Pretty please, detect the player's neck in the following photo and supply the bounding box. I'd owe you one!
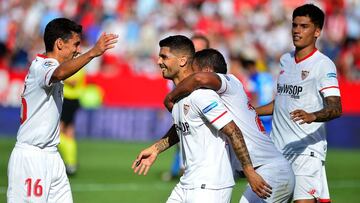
[45,52,64,63]
[295,45,317,63]
[174,67,193,86]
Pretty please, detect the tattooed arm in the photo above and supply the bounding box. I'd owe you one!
[290,96,342,124]
[132,125,179,175]
[221,121,272,199]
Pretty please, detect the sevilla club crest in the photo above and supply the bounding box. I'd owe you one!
[301,70,309,80]
[183,104,190,115]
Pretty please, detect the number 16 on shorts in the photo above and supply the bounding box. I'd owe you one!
[25,178,43,197]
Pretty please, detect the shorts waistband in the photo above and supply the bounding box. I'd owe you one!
[15,142,58,153]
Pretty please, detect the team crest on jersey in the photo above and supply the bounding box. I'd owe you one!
[183,104,190,115]
[301,70,310,80]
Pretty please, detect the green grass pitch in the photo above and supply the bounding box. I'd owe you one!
[1,137,359,202]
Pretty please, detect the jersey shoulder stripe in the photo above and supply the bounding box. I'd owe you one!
[210,111,228,124]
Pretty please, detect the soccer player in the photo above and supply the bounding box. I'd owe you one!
[255,4,342,203]
[132,35,271,202]
[7,18,118,203]
[164,48,295,202]
[164,33,211,181]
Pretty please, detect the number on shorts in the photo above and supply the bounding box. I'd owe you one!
[25,178,43,197]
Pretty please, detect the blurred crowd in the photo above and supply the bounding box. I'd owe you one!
[0,0,360,83]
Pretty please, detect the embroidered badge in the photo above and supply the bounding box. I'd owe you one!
[184,104,190,115]
[301,70,310,80]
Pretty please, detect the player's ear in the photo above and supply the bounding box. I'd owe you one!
[179,56,188,67]
[314,27,321,38]
[55,38,64,50]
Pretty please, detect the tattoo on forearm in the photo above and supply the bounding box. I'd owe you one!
[222,123,252,167]
[154,138,170,153]
[155,125,179,153]
[314,96,342,122]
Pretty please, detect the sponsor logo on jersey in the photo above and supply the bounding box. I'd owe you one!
[327,72,337,78]
[202,101,218,114]
[175,122,190,135]
[183,104,190,115]
[301,70,310,80]
[277,84,303,99]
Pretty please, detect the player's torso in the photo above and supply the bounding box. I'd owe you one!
[172,90,234,189]
[272,51,328,159]
[218,74,283,167]
[17,56,63,148]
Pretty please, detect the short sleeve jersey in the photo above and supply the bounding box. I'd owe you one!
[216,74,284,170]
[16,54,63,149]
[172,89,234,189]
[272,49,341,161]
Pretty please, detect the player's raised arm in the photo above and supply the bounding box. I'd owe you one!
[51,33,118,83]
[255,100,274,116]
[132,125,179,175]
[221,121,272,199]
[164,72,222,111]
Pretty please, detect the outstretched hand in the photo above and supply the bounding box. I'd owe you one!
[132,146,158,175]
[90,33,118,57]
[290,109,316,125]
[245,168,272,199]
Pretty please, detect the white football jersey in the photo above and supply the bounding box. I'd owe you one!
[16,54,63,149]
[216,74,284,171]
[272,49,341,161]
[172,89,235,189]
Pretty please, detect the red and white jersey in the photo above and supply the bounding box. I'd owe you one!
[16,54,63,149]
[172,89,234,189]
[272,49,341,161]
[216,74,284,170]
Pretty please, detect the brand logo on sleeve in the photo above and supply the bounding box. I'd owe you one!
[277,84,303,99]
[202,101,218,114]
[327,72,337,78]
[43,61,56,68]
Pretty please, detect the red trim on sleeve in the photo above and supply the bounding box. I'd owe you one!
[318,198,331,203]
[295,48,317,63]
[320,86,339,92]
[210,111,228,124]
[37,54,48,58]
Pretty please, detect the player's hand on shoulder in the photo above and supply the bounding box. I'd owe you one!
[90,33,118,57]
[290,109,316,124]
[132,146,158,176]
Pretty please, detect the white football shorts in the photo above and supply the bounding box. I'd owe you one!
[291,154,328,201]
[239,158,295,203]
[167,183,233,203]
[7,143,73,203]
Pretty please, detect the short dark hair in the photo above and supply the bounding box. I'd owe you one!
[44,18,82,52]
[293,4,325,29]
[193,48,227,74]
[159,35,195,60]
[191,34,210,49]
